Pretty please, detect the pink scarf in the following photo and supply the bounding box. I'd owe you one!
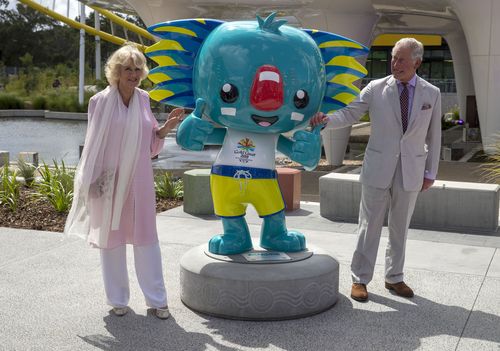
[65,86,142,247]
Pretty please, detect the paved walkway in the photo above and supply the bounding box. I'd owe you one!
[1,202,499,350]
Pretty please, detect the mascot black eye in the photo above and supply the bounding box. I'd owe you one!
[293,89,309,109]
[220,83,239,103]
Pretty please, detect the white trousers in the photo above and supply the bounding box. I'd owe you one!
[351,160,419,285]
[100,243,167,308]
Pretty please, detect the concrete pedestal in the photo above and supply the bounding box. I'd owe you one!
[321,126,352,166]
[180,243,339,320]
[18,152,38,167]
[0,151,9,167]
[276,167,302,211]
[183,168,214,215]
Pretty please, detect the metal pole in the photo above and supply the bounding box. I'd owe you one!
[95,10,101,80]
[78,2,85,105]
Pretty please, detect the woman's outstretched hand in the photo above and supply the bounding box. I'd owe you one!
[157,108,185,139]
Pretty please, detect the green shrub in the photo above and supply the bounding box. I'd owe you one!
[0,93,25,109]
[35,177,73,213]
[360,113,370,122]
[32,96,47,110]
[480,135,500,183]
[33,160,74,213]
[44,91,87,112]
[16,157,37,187]
[3,63,93,110]
[0,164,20,212]
[442,105,464,130]
[154,172,183,199]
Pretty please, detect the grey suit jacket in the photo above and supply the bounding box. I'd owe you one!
[326,75,442,191]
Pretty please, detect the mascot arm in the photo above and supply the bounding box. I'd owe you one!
[277,126,322,171]
[205,127,226,145]
[176,98,218,150]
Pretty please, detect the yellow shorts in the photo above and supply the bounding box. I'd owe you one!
[210,173,284,218]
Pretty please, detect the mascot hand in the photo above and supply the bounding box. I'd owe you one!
[176,98,214,151]
[290,125,322,171]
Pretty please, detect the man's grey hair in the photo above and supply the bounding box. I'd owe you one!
[392,38,424,61]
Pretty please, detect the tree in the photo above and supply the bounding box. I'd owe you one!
[0,2,154,77]
[0,2,80,67]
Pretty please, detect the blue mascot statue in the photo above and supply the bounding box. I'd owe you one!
[146,13,368,255]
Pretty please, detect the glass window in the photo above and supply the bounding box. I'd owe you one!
[431,61,444,79]
[443,61,454,79]
[431,50,444,59]
[371,50,388,60]
[418,62,431,79]
[371,60,388,78]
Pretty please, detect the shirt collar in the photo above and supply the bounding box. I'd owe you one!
[397,74,417,88]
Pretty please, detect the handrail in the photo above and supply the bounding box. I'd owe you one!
[18,0,146,51]
[89,5,156,42]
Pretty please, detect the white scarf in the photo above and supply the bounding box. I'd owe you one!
[64,86,142,247]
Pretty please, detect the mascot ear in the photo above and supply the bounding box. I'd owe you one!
[145,19,224,108]
[303,29,369,114]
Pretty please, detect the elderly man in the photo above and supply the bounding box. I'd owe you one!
[311,38,441,302]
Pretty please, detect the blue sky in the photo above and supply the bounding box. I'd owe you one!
[8,0,92,20]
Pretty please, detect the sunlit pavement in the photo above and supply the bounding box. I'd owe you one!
[0,201,499,350]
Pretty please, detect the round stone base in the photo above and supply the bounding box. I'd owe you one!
[180,244,339,320]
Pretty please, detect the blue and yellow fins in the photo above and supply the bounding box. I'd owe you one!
[304,29,369,114]
[145,19,224,108]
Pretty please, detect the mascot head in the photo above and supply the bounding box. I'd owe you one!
[146,13,368,133]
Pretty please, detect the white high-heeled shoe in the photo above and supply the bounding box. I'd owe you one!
[155,306,170,319]
[112,306,128,316]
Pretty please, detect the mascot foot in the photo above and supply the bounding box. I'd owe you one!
[208,217,253,255]
[260,211,306,252]
[209,234,253,255]
[260,230,306,252]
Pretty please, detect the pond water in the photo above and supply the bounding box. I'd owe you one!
[0,117,219,170]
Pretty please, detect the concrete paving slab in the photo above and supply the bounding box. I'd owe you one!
[404,240,496,276]
[456,277,500,350]
[487,249,500,278]
[0,227,76,267]
[156,209,497,277]
[2,200,500,350]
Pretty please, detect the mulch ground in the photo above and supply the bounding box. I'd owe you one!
[0,187,182,233]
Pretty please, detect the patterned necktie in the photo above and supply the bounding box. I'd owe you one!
[400,83,409,133]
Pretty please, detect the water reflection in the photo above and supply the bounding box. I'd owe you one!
[0,117,218,169]
[156,138,218,170]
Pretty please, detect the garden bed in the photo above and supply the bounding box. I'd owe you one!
[0,187,182,233]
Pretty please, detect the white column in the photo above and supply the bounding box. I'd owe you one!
[95,11,101,81]
[78,2,85,105]
[444,28,475,123]
[451,0,500,151]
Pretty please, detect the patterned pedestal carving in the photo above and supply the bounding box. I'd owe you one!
[180,244,339,320]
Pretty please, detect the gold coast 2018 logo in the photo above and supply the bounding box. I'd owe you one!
[234,138,256,163]
[237,138,255,151]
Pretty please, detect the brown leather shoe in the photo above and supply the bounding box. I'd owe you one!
[385,281,414,298]
[351,283,368,302]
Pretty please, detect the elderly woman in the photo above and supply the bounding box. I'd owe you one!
[65,44,183,319]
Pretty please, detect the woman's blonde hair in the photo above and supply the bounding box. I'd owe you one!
[104,43,149,86]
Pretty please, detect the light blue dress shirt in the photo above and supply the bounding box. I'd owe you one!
[396,74,417,122]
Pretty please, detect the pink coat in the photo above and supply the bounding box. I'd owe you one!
[87,89,164,248]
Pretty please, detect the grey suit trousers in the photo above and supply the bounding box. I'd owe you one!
[351,159,419,285]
